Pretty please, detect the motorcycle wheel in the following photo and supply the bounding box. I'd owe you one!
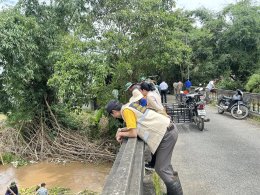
[231,105,249,120]
[218,101,225,114]
[196,117,204,131]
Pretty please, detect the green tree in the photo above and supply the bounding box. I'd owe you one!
[92,0,193,89]
[245,73,260,93]
[0,10,55,120]
[188,8,221,84]
[0,0,100,120]
[217,0,260,85]
[48,35,109,107]
[188,1,260,89]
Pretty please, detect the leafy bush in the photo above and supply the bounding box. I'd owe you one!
[86,108,118,139]
[49,187,72,195]
[107,117,124,137]
[20,186,98,195]
[217,78,243,90]
[20,186,71,195]
[1,152,16,164]
[245,74,260,93]
[86,109,103,139]
[1,152,27,166]
[51,104,84,130]
[49,105,119,140]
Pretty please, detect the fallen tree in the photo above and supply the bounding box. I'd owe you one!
[0,99,116,164]
[0,119,116,163]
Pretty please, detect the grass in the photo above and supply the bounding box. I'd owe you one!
[20,187,71,195]
[152,172,163,195]
[249,114,260,123]
[20,187,99,195]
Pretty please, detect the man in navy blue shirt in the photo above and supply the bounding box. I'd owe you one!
[184,79,192,92]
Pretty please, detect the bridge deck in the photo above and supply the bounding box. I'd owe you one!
[173,105,260,195]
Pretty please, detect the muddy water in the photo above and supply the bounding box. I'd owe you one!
[0,162,111,194]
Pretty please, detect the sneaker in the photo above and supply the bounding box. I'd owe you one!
[145,163,155,171]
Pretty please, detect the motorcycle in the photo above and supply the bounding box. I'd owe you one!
[181,87,209,131]
[217,89,249,119]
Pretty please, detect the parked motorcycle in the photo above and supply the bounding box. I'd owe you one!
[217,89,249,119]
[182,87,209,131]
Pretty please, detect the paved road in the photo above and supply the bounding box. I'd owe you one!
[172,105,260,195]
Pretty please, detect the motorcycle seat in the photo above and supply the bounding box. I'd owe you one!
[186,94,200,98]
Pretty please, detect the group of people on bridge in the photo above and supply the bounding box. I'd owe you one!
[106,77,183,195]
[106,76,218,194]
[172,78,217,103]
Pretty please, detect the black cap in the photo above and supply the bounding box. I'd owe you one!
[106,100,120,114]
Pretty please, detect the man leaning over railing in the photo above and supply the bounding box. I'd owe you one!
[106,100,183,195]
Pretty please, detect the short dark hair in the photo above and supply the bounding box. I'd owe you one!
[106,100,122,114]
[41,183,46,187]
[140,82,155,91]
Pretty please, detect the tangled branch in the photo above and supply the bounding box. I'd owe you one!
[0,100,116,163]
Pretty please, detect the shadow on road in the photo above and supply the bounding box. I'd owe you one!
[176,123,210,133]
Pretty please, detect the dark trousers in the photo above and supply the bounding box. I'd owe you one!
[150,152,156,167]
[161,89,168,103]
[155,124,183,195]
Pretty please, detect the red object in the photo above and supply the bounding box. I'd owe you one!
[183,90,189,94]
[197,104,205,110]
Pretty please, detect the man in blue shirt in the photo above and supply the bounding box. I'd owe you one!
[36,183,48,195]
[184,79,192,92]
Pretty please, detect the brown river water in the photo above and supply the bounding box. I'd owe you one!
[0,162,112,194]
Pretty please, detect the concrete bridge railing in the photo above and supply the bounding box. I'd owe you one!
[102,138,145,195]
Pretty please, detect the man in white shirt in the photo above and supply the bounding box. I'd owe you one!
[206,80,215,91]
[159,81,168,103]
[205,80,216,103]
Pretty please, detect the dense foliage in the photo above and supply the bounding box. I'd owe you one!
[189,0,260,89]
[0,0,259,124]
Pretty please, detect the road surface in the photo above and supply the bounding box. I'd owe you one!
[173,105,260,195]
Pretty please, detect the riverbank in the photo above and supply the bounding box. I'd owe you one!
[20,187,97,195]
[0,161,112,194]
